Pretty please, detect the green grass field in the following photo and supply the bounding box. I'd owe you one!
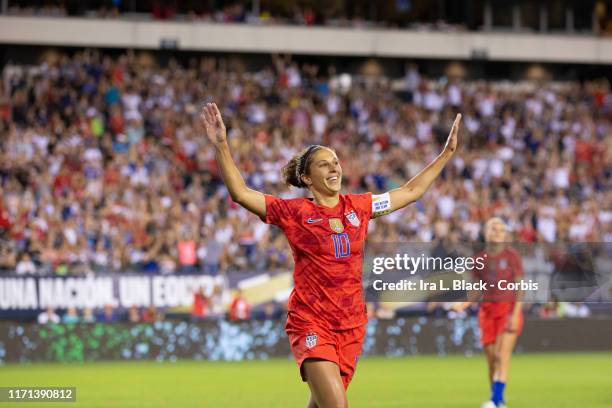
[1,353,611,407]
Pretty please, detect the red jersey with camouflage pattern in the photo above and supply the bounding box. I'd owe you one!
[264,193,372,330]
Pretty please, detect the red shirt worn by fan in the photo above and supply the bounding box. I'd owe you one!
[264,192,372,330]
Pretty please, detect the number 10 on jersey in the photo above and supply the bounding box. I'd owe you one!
[332,233,350,258]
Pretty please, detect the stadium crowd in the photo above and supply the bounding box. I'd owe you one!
[5,0,612,35]
[3,0,465,31]
[0,50,610,278]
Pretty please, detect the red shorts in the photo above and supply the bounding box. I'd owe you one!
[286,312,366,389]
[479,309,523,346]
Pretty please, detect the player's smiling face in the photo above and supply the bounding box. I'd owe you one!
[303,148,342,194]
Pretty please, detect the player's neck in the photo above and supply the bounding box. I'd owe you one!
[486,242,506,256]
[311,190,340,209]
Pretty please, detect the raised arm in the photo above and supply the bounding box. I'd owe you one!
[201,103,266,219]
[373,113,461,218]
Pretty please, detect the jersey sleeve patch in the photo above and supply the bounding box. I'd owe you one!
[372,192,392,218]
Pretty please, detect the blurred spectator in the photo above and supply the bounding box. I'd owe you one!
[142,306,162,322]
[594,1,612,36]
[82,307,96,323]
[208,283,227,319]
[38,307,60,324]
[0,245,17,271]
[199,228,223,276]
[228,289,250,321]
[367,302,395,319]
[558,302,591,318]
[252,301,283,320]
[62,306,80,324]
[15,253,37,275]
[539,297,560,318]
[98,304,118,322]
[128,305,141,322]
[191,287,209,320]
[263,301,283,320]
[152,0,176,20]
[177,231,198,273]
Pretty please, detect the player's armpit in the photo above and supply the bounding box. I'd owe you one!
[234,188,266,220]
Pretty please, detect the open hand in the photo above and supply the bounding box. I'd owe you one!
[444,113,461,154]
[200,102,227,145]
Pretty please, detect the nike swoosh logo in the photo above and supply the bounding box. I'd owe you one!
[306,218,323,224]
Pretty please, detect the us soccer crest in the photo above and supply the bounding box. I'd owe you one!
[305,333,318,349]
[329,218,344,233]
[345,211,360,227]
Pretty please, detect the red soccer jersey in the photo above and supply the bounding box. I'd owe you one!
[473,246,523,315]
[264,193,372,330]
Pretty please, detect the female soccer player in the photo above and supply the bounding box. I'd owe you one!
[201,102,461,408]
[453,217,524,408]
